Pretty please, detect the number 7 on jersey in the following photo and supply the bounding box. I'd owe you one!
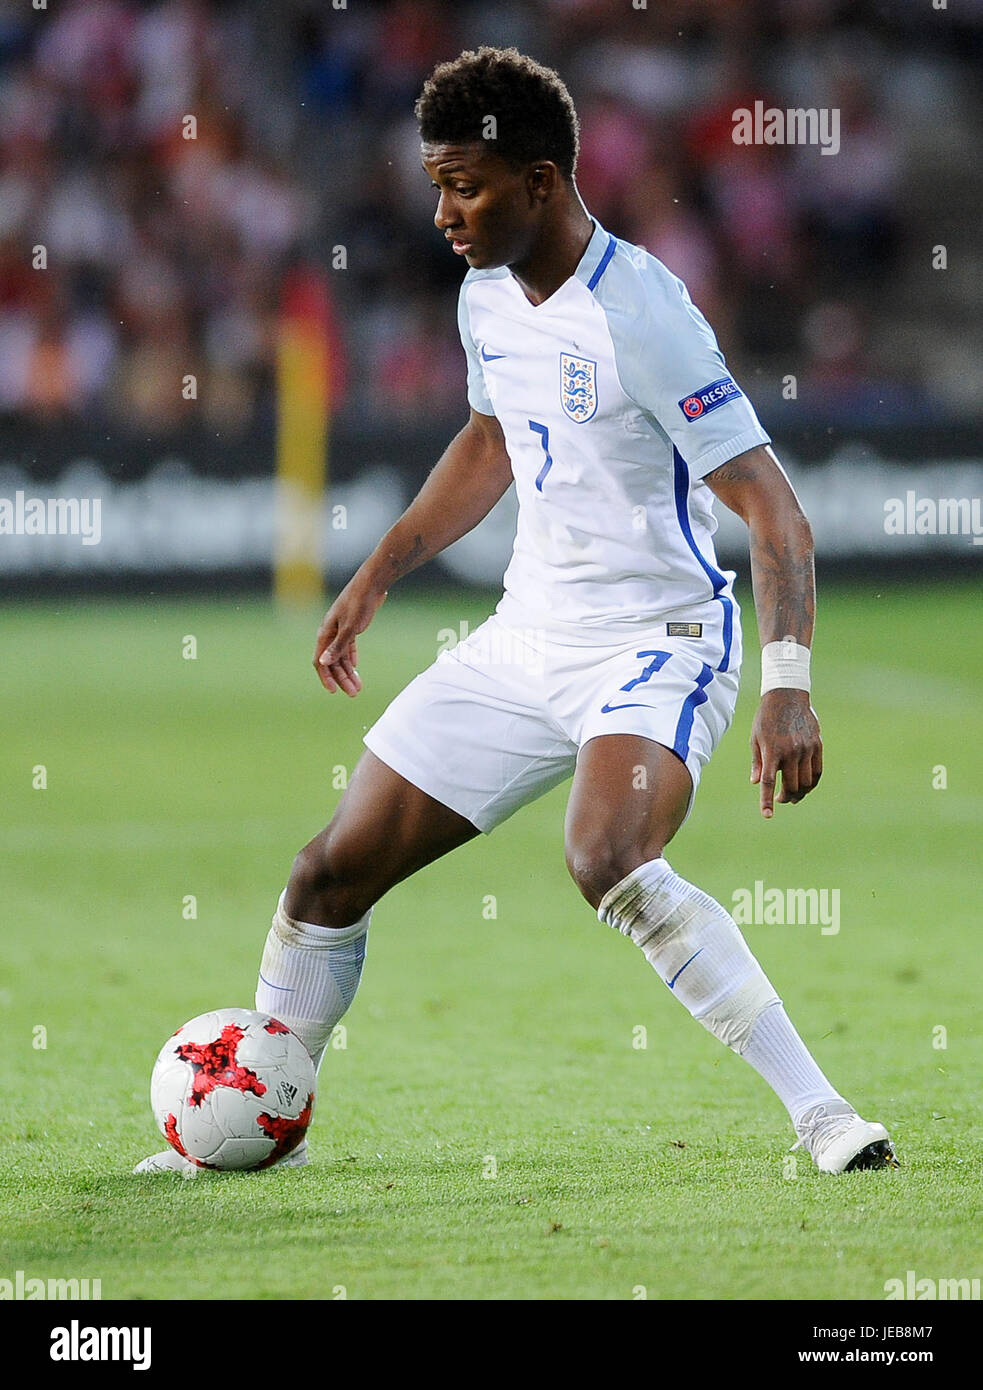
[528,419,554,493]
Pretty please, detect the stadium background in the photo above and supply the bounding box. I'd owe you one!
[1,0,981,591]
[1,0,981,1306]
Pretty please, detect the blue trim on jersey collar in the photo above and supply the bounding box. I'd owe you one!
[586,234,617,291]
[576,219,617,293]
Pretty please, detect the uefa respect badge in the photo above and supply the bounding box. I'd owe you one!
[678,376,742,421]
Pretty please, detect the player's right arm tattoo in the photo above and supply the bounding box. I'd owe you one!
[385,533,427,582]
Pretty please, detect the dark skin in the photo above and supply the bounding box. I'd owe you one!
[290,142,821,926]
[419,140,595,301]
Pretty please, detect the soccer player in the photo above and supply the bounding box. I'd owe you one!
[138,48,895,1176]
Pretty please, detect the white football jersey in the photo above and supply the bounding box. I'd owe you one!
[457,218,771,673]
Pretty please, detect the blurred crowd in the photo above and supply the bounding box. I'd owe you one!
[0,0,980,437]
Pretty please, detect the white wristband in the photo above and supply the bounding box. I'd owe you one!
[760,637,811,695]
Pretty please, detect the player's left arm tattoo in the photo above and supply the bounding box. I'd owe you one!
[704,445,815,647]
[746,530,815,648]
[704,443,822,815]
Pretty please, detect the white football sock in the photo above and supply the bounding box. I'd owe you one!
[255,891,369,1070]
[598,857,844,1126]
[742,1003,848,1131]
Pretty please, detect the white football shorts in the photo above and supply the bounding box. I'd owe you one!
[363,603,741,833]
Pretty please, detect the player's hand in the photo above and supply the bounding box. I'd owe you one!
[750,690,822,818]
[313,579,387,695]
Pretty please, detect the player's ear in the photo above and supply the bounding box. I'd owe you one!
[527,161,560,204]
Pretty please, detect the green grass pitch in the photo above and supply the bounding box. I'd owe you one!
[0,582,980,1300]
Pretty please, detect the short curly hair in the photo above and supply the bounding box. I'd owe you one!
[415,47,579,179]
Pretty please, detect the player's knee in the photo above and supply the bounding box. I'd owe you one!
[286,839,376,928]
[564,836,665,911]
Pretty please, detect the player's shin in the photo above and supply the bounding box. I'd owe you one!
[255,891,369,1070]
[597,857,844,1127]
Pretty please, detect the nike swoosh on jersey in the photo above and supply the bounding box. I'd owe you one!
[599,700,652,713]
[481,346,506,361]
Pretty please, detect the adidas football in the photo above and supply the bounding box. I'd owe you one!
[150,1008,315,1170]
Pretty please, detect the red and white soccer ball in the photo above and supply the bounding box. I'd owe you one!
[150,1008,316,1170]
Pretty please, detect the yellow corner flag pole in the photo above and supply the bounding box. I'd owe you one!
[274,267,331,607]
